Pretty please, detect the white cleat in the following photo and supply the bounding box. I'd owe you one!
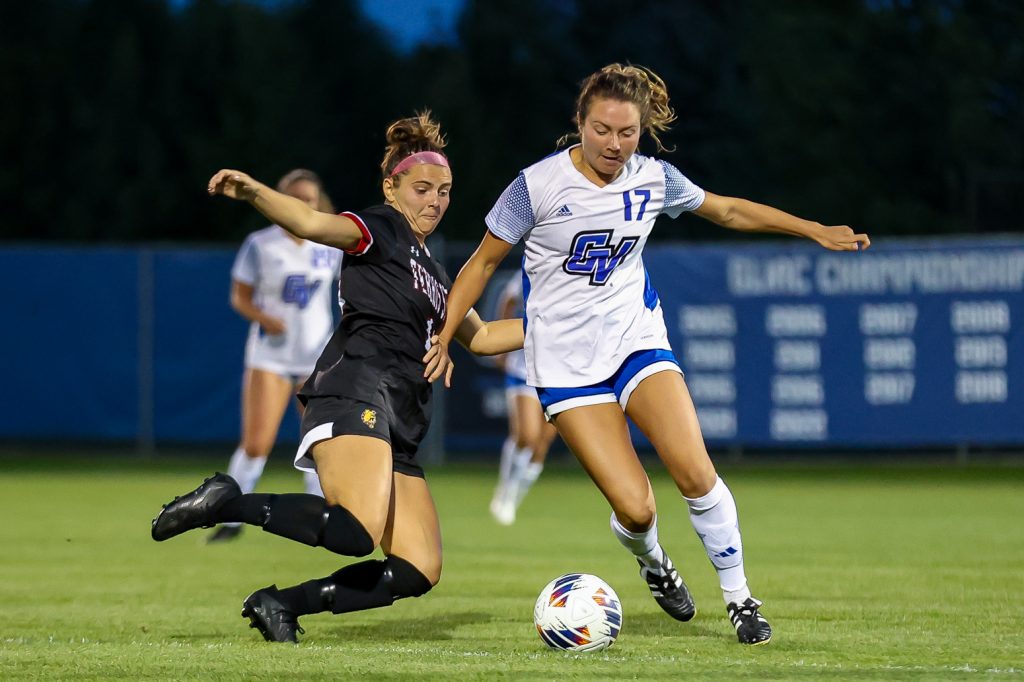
[490,498,516,526]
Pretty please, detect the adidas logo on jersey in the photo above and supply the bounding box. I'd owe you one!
[556,204,573,217]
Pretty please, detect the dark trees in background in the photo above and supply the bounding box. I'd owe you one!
[1,0,1021,243]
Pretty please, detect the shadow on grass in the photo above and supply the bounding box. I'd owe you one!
[165,611,719,646]
[315,610,492,642]
[164,612,490,644]
[623,611,724,640]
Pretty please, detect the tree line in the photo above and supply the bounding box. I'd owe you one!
[2,0,1022,244]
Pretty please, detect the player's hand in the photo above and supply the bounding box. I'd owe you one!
[423,336,455,388]
[207,169,262,202]
[814,224,871,251]
[259,316,286,336]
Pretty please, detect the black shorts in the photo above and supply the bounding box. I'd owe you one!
[294,372,432,479]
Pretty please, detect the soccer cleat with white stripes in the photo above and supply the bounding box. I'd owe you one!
[638,555,696,622]
[727,597,772,645]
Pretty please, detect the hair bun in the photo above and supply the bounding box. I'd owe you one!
[381,110,448,178]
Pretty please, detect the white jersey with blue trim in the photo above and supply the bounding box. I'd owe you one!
[231,226,342,376]
[485,146,705,387]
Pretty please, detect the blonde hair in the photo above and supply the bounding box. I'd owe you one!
[559,63,676,152]
[276,168,334,213]
[380,110,448,183]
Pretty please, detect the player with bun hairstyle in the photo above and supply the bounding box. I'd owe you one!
[427,64,870,645]
[151,112,524,643]
[209,168,339,544]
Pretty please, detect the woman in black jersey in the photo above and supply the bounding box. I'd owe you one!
[150,112,522,643]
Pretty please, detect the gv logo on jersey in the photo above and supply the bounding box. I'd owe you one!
[562,230,639,285]
[281,275,322,309]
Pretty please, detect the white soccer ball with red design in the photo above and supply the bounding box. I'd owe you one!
[533,573,623,651]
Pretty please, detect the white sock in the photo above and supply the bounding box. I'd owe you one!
[224,448,266,529]
[500,445,532,505]
[494,437,517,502]
[684,476,751,604]
[511,446,532,478]
[513,461,543,508]
[226,447,267,494]
[610,513,665,568]
[303,470,324,497]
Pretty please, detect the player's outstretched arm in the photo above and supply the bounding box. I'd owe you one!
[425,232,515,386]
[207,169,364,250]
[693,191,871,251]
[420,314,524,388]
[456,314,524,356]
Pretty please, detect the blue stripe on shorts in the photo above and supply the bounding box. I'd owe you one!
[536,348,680,412]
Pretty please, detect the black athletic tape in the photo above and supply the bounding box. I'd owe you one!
[259,493,374,556]
[261,494,324,545]
[320,556,433,615]
[321,506,375,557]
[383,556,433,599]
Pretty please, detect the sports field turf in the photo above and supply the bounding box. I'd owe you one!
[1,453,1021,680]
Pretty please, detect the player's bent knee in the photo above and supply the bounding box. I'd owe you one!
[612,503,656,533]
[675,470,718,499]
[385,556,434,598]
[321,506,376,556]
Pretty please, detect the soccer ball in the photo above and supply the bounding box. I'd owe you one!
[533,573,623,651]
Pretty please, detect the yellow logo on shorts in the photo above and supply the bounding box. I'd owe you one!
[361,409,377,429]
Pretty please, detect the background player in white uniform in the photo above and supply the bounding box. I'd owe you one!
[490,273,557,526]
[209,169,341,543]
[427,64,870,645]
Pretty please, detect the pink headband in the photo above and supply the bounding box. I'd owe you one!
[389,151,449,177]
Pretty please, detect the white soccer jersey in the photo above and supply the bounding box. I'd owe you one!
[231,226,342,376]
[498,273,528,381]
[485,146,705,387]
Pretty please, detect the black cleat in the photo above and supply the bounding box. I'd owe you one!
[241,585,304,644]
[207,524,243,543]
[727,597,772,645]
[639,554,696,622]
[151,473,241,541]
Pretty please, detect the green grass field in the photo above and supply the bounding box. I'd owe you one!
[1,454,1022,680]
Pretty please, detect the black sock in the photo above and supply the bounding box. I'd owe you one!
[277,557,432,617]
[215,493,272,524]
[213,493,374,556]
[277,580,331,617]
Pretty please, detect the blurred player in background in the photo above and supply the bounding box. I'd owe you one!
[208,169,341,544]
[489,272,558,526]
[152,112,524,644]
[428,63,870,645]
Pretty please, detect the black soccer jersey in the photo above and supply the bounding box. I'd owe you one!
[298,204,452,405]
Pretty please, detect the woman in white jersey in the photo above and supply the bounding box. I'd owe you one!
[209,169,341,543]
[490,272,558,526]
[428,64,870,645]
